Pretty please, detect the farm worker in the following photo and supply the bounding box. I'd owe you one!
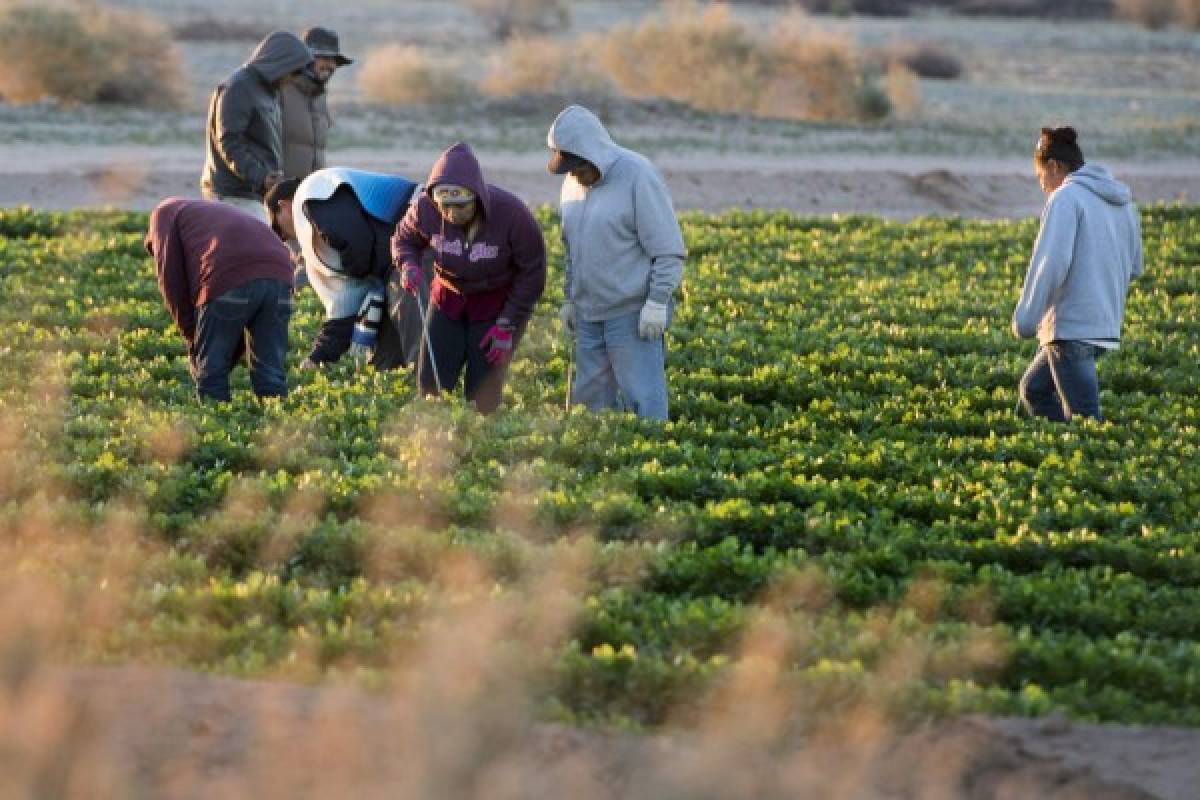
[392,142,547,414]
[546,105,686,421]
[281,27,351,183]
[201,32,313,222]
[1012,126,1143,421]
[265,169,422,370]
[145,198,295,402]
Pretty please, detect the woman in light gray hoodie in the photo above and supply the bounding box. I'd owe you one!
[1013,126,1143,421]
[547,105,686,421]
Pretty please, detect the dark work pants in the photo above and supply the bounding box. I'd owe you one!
[418,306,513,414]
[192,278,292,401]
[1019,340,1104,422]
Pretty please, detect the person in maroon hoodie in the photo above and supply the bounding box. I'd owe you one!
[145,198,295,401]
[392,142,546,413]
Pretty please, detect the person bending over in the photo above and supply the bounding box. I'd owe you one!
[266,169,421,369]
[146,198,294,402]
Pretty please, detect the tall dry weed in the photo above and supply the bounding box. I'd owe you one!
[760,13,881,122]
[590,3,771,116]
[588,3,894,122]
[0,0,184,108]
[481,36,611,99]
[1115,0,1200,26]
[359,45,476,108]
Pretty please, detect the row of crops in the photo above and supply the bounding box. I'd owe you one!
[0,205,1197,726]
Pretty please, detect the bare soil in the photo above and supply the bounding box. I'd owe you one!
[14,665,1188,799]
[1,143,1197,219]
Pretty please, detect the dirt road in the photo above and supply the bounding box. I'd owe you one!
[1,144,1196,219]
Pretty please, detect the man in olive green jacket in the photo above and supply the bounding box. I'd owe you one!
[281,27,352,181]
[200,31,312,222]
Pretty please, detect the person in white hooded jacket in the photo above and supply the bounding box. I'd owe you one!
[547,105,686,421]
[1012,126,1143,421]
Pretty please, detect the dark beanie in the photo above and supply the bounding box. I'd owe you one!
[1036,126,1084,171]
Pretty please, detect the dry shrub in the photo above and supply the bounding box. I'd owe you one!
[590,3,770,116]
[588,4,889,122]
[760,13,887,121]
[481,36,611,99]
[1179,0,1200,24]
[171,15,268,43]
[462,0,570,40]
[359,45,477,108]
[0,0,185,108]
[1115,0,1178,26]
[1115,0,1200,26]
[883,62,920,119]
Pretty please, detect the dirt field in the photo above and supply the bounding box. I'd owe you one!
[8,665,1191,799]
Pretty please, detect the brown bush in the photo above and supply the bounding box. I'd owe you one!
[589,4,891,122]
[1115,0,1200,26]
[480,36,611,98]
[358,45,476,108]
[1115,0,1177,26]
[0,0,185,108]
[171,16,269,43]
[590,4,770,115]
[461,0,570,40]
[759,17,880,121]
[882,62,920,119]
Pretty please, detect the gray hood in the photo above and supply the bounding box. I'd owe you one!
[547,105,622,177]
[1065,163,1133,206]
[247,31,313,85]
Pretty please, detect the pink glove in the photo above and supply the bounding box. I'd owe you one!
[401,262,423,296]
[480,322,515,366]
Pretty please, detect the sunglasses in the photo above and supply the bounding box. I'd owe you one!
[433,187,475,206]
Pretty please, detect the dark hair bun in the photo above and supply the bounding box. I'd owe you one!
[1051,126,1078,145]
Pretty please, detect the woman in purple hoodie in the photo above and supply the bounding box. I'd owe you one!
[392,142,546,413]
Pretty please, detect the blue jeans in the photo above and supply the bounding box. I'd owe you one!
[1019,341,1103,421]
[193,279,293,401]
[573,311,668,420]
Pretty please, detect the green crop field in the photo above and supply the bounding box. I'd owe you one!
[1,206,1198,729]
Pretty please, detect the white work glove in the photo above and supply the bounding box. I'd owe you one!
[559,302,576,334]
[638,300,668,340]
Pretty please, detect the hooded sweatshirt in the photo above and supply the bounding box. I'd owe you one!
[201,32,313,200]
[1013,163,1144,345]
[295,168,418,320]
[145,198,294,347]
[547,105,686,322]
[391,142,546,327]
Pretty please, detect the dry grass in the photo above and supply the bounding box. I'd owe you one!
[587,4,891,122]
[461,0,570,40]
[480,36,611,99]
[0,0,185,108]
[358,45,476,108]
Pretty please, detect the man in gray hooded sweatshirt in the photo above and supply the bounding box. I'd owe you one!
[201,31,313,222]
[1013,126,1143,421]
[547,105,686,421]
